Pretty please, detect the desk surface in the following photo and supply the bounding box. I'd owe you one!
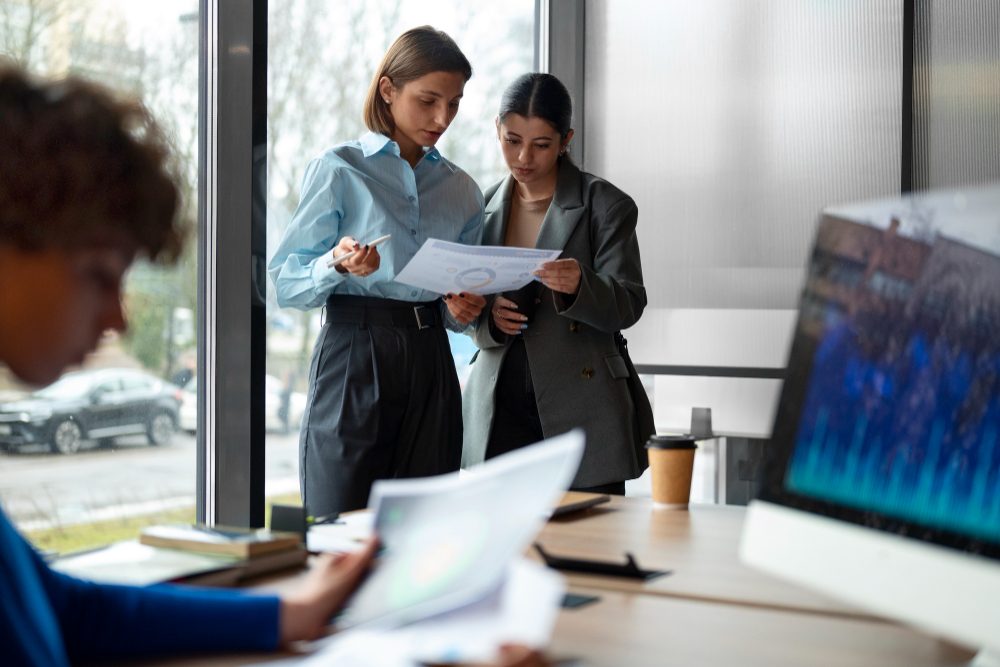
[123,586,973,667]
[536,497,873,619]
[117,496,976,667]
[551,587,974,667]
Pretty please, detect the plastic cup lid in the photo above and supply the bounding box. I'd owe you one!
[645,434,697,450]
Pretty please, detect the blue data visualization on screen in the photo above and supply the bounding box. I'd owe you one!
[784,201,1000,545]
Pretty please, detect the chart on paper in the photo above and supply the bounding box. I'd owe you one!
[395,239,562,296]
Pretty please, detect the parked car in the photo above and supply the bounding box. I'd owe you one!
[0,369,182,454]
[178,375,307,434]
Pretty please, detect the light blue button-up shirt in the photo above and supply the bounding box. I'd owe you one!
[268,132,484,318]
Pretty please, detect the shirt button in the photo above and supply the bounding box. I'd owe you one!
[410,229,416,235]
[582,367,595,379]
[411,291,418,297]
[570,321,581,332]
[408,195,416,203]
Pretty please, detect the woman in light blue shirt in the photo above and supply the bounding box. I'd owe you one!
[269,26,487,519]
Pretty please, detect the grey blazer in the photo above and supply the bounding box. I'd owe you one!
[461,159,649,487]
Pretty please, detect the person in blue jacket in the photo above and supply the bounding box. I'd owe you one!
[0,67,543,667]
[268,26,487,519]
[0,65,377,666]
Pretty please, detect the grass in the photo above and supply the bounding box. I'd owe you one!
[26,493,304,556]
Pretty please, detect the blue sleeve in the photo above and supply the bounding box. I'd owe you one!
[441,187,486,333]
[0,508,280,665]
[45,570,281,661]
[268,157,347,310]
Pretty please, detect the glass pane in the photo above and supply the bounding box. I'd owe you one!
[0,1,201,553]
[265,0,535,511]
[914,0,1000,189]
[585,0,903,444]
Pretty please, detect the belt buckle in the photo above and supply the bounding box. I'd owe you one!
[413,306,431,330]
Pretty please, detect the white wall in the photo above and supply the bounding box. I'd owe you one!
[586,0,905,435]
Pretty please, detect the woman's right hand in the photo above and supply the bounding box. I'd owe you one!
[492,296,528,336]
[333,236,381,277]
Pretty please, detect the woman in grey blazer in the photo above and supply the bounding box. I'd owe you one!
[462,73,653,494]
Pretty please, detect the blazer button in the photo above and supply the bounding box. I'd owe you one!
[582,367,595,379]
[570,321,581,332]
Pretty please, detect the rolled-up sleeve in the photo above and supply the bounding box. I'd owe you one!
[268,158,346,310]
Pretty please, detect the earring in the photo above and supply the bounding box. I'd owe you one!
[384,98,390,103]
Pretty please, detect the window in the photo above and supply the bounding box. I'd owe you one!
[263,0,535,508]
[0,1,201,553]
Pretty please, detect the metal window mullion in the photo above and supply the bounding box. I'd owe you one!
[536,0,550,73]
[547,0,585,166]
[197,0,264,528]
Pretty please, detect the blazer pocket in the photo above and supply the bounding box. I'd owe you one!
[604,353,630,379]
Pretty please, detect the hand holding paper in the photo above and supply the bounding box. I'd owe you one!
[395,239,562,296]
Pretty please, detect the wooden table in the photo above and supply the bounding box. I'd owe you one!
[118,496,976,666]
[536,497,873,619]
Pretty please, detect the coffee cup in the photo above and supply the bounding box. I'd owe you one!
[646,435,697,510]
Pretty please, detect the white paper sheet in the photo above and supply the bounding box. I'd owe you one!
[339,430,584,630]
[292,558,565,667]
[394,239,562,296]
[307,511,375,554]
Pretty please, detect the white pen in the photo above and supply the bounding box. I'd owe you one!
[327,234,392,268]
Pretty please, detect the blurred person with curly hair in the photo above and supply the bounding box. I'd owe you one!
[0,66,545,667]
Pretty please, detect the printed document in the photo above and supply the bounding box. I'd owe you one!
[338,430,585,630]
[394,239,562,296]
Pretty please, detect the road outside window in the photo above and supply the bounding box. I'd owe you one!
[0,0,200,554]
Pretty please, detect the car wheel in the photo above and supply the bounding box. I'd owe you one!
[50,419,83,455]
[147,412,175,446]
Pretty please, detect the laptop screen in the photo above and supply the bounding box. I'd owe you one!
[759,184,1000,559]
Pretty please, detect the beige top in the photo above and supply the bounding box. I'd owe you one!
[504,188,552,248]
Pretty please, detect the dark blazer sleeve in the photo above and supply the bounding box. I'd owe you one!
[555,196,646,332]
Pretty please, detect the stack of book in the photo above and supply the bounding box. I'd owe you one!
[139,524,307,585]
[52,525,306,587]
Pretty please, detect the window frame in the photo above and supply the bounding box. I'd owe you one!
[197,0,268,527]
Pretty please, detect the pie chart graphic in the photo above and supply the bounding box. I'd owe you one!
[455,267,496,290]
[387,511,489,611]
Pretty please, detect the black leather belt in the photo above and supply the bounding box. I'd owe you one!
[324,294,441,330]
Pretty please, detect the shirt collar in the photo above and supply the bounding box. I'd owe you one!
[360,132,442,163]
[360,132,394,158]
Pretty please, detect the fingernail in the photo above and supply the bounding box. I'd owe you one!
[520,324,528,330]
[444,294,451,300]
[459,293,466,298]
[521,316,528,322]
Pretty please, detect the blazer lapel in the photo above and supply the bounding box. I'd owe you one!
[534,159,586,252]
[484,176,514,247]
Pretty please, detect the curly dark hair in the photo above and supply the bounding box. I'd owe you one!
[0,66,184,263]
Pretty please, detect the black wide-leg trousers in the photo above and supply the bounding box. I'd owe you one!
[299,296,463,518]
[485,337,626,497]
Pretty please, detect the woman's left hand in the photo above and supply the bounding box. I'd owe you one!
[534,259,581,295]
[445,292,487,325]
